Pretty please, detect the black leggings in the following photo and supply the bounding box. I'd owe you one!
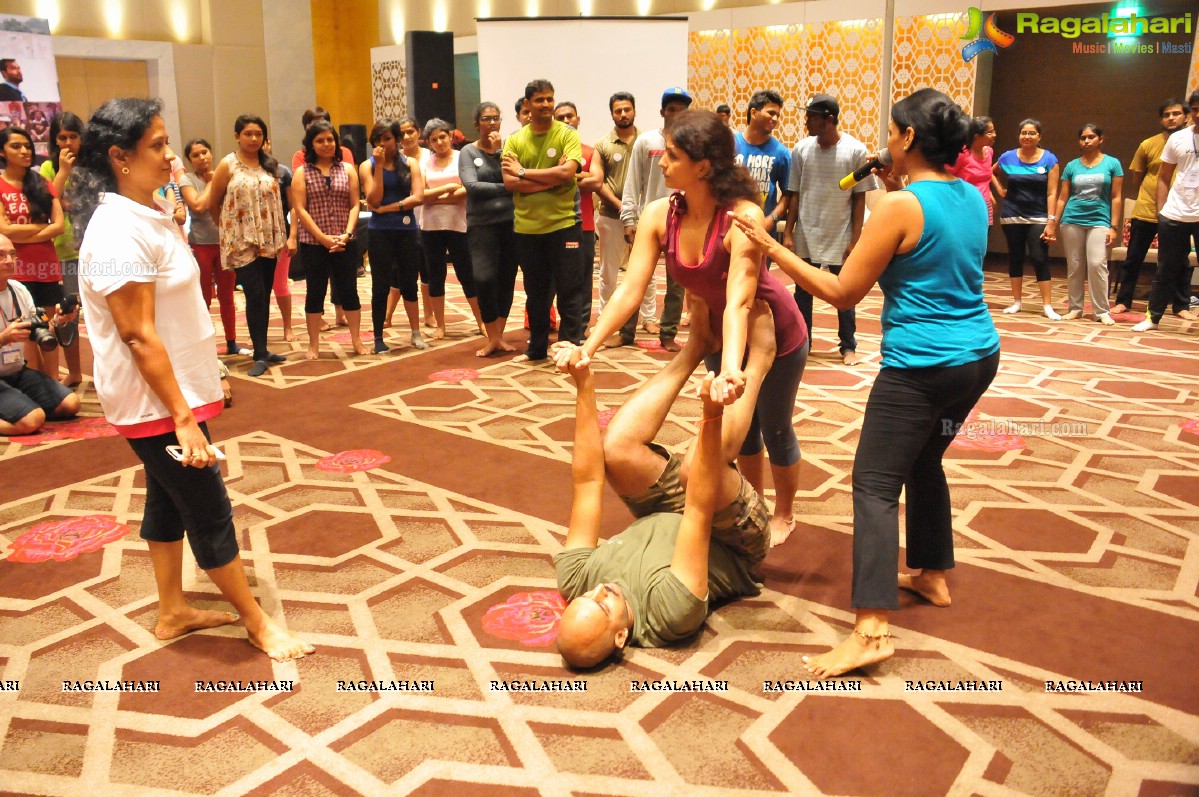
[301,243,360,314]
[1002,223,1051,282]
[421,229,476,298]
[369,229,422,335]
[469,221,519,324]
[234,256,276,360]
[851,351,999,610]
[127,423,238,571]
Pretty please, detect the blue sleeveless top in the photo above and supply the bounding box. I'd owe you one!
[876,179,999,369]
[367,156,418,232]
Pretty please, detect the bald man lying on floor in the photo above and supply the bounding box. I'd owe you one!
[550,300,775,669]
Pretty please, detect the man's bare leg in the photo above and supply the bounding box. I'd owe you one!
[802,608,894,680]
[602,305,715,496]
[682,300,775,508]
[898,569,951,606]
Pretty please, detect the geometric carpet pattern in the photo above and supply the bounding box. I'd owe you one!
[1,266,1198,796]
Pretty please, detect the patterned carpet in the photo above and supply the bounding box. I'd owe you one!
[1,264,1198,797]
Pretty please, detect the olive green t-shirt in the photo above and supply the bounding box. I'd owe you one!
[501,119,582,235]
[553,512,761,648]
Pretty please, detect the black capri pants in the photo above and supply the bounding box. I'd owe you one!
[300,243,360,314]
[368,228,423,334]
[468,221,519,324]
[421,229,476,298]
[127,423,238,570]
[1002,223,1052,282]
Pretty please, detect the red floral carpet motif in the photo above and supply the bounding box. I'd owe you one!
[315,449,392,473]
[481,590,568,647]
[9,416,119,445]
[428,368,480,383]
[597,408,617,430]
[1181,419,1199,437]
[7,515,132,563]
[950,412,1025,452]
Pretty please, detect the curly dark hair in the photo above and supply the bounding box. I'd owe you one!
[65,98,163,237]
[0,126,54,222]
[665,109,758,205]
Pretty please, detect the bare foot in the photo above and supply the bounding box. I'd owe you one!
[842,350,861,366]
[155,608,239,640]
[305,348,319,361]
[898,570,951,606]
[661,338,682,352]
[1110,303,1127,315]
[802,630,894,680]
[603,333,631,348]
[476,339,517,357]
[429,327,446,341]
[424,316,436,329]
[768,516,795,547]
[61,375,83,388]
[382,320,393,329]
[319,321,334,332]
[512,353,546,364]
[246,616,315,662]
[335,316,348,328]
[351,343,368,356]
[284,330,298,342]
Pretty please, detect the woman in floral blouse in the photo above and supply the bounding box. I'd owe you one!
[192,114,288,377]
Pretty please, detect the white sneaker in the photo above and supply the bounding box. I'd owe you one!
[1043,305,1061,321]
[1061,310,1082,321]
[1131,319,1157,332]
[1003,302,1022,314]
[1097,313,1115,326]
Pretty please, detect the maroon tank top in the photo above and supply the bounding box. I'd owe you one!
[663,193,807,357]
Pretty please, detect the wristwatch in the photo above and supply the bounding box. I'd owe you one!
[518,167,526,179]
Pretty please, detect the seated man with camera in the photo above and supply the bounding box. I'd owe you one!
[0,233,80,435]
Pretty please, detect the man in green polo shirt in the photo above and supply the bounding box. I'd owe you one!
[502,78,587,363]
[550,301,775,669]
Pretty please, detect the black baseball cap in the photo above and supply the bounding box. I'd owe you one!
[803,93,840,117]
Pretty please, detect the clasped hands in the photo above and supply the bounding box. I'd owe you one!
[550,341,745,404]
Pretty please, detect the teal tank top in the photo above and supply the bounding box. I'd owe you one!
[876,179,1000,369]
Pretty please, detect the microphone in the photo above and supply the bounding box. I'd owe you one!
[840,149,892,191]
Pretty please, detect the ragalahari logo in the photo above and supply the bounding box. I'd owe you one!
[960,7,1015,61]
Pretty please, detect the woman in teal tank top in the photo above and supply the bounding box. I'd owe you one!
[733,88,1000,680]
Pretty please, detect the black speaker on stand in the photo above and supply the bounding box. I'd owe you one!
[339,124,367,166]
[405,31,455,127]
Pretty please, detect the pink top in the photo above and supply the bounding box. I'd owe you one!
[664,193,807,357]
[947,146,995,224]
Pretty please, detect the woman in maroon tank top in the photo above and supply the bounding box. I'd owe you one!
[565,110,809,548]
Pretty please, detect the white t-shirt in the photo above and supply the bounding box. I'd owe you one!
[788,133,879,265]
[0,279,33,378]
[419,149,467,233]
[78,193,222,436]
[1160,125,1199,222]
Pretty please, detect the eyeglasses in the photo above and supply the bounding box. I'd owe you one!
[479,116,501,123]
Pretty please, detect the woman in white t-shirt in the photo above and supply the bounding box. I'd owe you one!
[69,98,313,663]
[419,118,483,339]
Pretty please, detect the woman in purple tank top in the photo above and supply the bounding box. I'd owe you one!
[567,109,809,548]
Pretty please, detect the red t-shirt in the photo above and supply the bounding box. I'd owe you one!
[0,175,60,282]
[580,144,595,232]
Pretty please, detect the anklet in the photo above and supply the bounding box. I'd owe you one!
[855,629,894,643]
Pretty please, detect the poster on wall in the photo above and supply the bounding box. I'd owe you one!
[0,14,60,156]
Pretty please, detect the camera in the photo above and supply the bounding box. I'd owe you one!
[23,294,79,352]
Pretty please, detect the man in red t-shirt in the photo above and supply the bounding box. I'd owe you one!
[554,102,599,328]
